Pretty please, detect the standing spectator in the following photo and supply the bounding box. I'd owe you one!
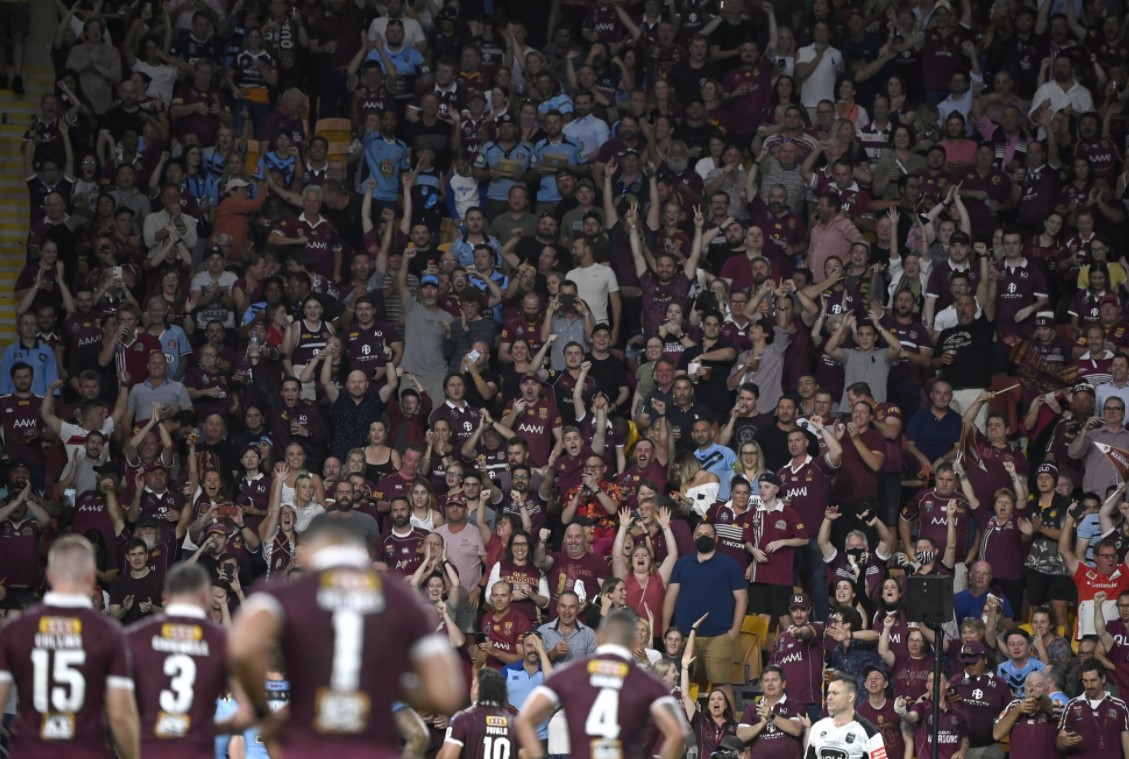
[663,522,748,710]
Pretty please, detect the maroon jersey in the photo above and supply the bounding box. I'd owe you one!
[245,553,442,758]
[182,366,231,421]
[778,454,837,529]
[583,3,625,45]
[504,396,561,467]
[926,260,981,312]
[900,489,972,557]
[0,593,133,758]
[547,550,609,608]
[747,504,807,585]
[71,492,121,569]
[126,607,228,758]
[1075,137,1122,183]
[724,60,774,133]
[376,527,427,575]
[234,474,271,533]
[530,646,678,759]
[0,393,46,466]
[0,517,44,587]
[702,502,755,570]
[481,607,531,668]
[344,320,397,377]
[430,400,481,445]
[443,702,516,759]
[170,86,230,146]
[949,671,1012,747]
[354,83,397,120]
[273,215,343,279]
[499,315,545,354]
[909,701,969,759]
[768,624,825,705]
[492,560,547,624]
[118,332,163,389]
[857,698,908,759]
[1058,694,1129,759]
[922,26,973,91]
[63,313,103,355]
[15,262,63,313]
[995,699,1059,759]
[740,696,804,759]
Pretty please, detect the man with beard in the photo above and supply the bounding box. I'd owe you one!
[680,312,738,421]
[593,112,647,185]
[1,363,47,481]
[628,215,700,338]
[559,178,601,245]
[474,113,536,219]
[663,522,747,709]
[769,594,825,722]
[0,479,48,598]
[109,537,164,624]
[882,290,933,418]
[747,181,806,275]
[312,479,380,552]
[899,462,974,567]
[617,437,668,501]
[532,110,589,216]
[500,373,563,468]
[658,140,704,207]
[376,496,427,575]
[933,292,998,431]
[724,41,774,147]
[398,251,455,404]
[499,293,546,364]
[562,89,610,160]
[322,362,394,462]
[498,463,548,541]
[489,185,538,243]
[502,211,569,271]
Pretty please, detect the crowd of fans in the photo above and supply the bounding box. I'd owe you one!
[9,0,1129,754]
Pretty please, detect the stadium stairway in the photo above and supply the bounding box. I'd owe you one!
[0,65,52,343]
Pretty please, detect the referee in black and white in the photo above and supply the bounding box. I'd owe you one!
[805,672,888,759]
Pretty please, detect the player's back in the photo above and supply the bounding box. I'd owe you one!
[539,645,675,759]
[0,595,132,759]
[126,607,229,758]
[254,562,438,758]
[446,703,516,759]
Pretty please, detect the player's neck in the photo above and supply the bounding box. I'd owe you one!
[832,709,855,727]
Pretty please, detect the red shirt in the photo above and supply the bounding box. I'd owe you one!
[746,503,807,585]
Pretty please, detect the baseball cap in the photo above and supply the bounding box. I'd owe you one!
[623,147,640,157]
[1034,311,1054,328]
[949,231,971,246]
[555,167,574,179]
[386,18,404,27]
[435,5,457,21]
[93,460,123,476]
[466,89,486,102]
[520,371,544,385]
[1072,383,1096,396]
[960,640,988,661]
[934,0,953,11]
[862,664,888,679]
[135,515,161,530]
[1101,293,1120,308]
[147,460,170,472]
[225,177,251,193]
[204,520,228,537]
[575,178,596,192]
[206,246,226,259]
[761,471,782,488]
[419,274,439,286]
[592,322,612,335]
[241,442,263,457]
[113,205,136,217]
[497,112,515,125]
[789,593,812,610]
[1036,463,1058,477]
[573,516,596,527]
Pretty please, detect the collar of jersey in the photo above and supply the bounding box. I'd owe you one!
[310,545,372,570]
[595,643,633,660]
[44,591,93,608]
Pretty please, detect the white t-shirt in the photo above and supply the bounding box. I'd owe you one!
[58,418,113,463]
[796,44,842,107]
[132,60,178,106]
[566,263,620,325]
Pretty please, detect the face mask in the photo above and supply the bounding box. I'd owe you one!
[695,536,716,554]
[916,550,935,565]
[846,547,866,559]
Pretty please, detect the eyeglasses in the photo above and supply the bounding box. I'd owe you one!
[1097,552,1119,560]
[584,464,603,469]
[512,474,530,481]
[1105,407,1125,413]
[511,542,530,548]
[740,450,757,456]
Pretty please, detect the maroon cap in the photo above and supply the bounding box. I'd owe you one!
[789,593,811,610]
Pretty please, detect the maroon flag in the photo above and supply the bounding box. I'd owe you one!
[1092,441,1129,482]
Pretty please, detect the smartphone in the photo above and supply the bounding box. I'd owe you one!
[467,349,481,362]
[112,266,123,280]
[217,503,239,518]
[473,632,488,644]
[560,294,576,305]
